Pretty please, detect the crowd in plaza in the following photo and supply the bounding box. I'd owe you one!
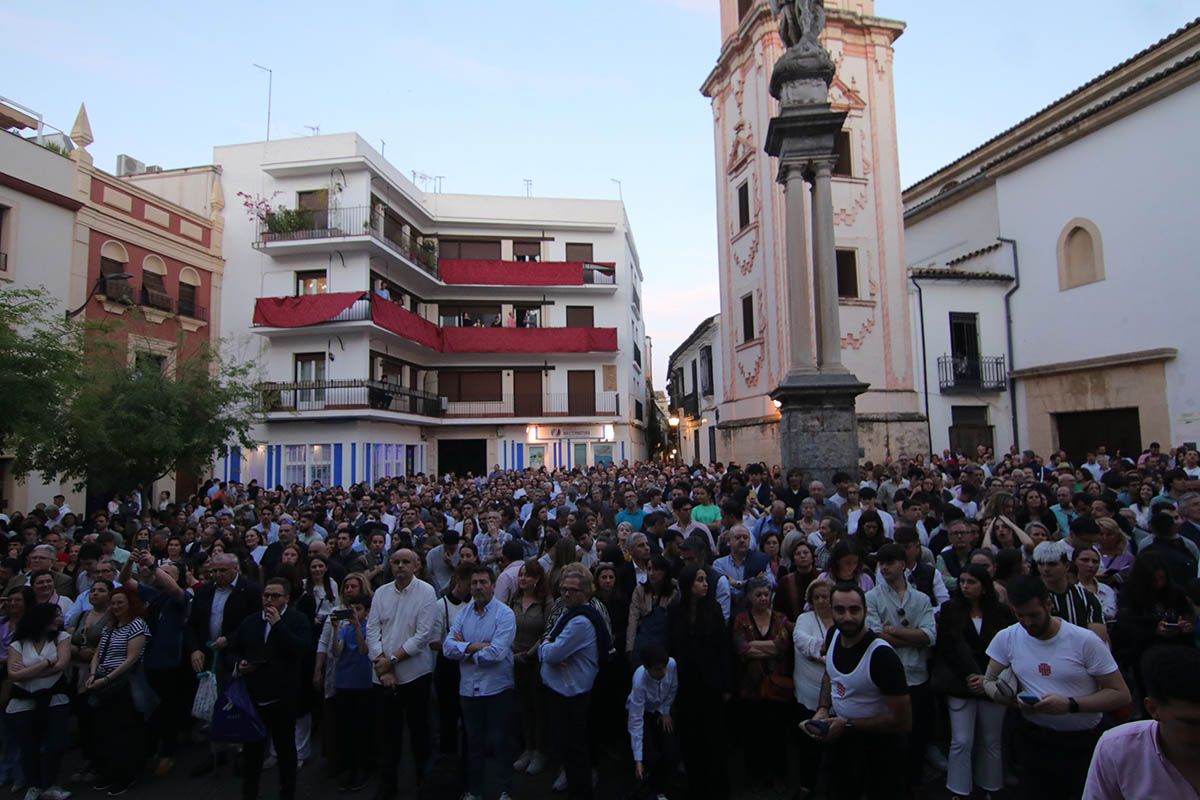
[2,442,1200,800]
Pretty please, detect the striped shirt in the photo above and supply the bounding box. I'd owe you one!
[96,618,150,675]
[1049,585,1104,628]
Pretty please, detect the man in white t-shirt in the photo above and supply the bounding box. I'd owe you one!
[984,575,1130,800]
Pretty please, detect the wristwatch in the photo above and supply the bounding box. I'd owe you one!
[1068,697,1079,714]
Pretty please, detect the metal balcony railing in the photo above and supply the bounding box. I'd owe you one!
[253,205,439,275]
[937,355,1008,393]
[178,301,209,322]
[101,275,135,304]
[140,286,174,313]
[680,392,700,419]
[259,379,443,416]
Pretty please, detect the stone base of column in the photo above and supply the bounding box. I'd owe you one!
[772,371,868,487]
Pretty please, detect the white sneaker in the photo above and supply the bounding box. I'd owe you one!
[552,768,567,792]
[499,794,513,800]
[41,790,71,800]
[460,794,480,800]
[526,752,546,775]
[21,790,39,800]
[512,750,532,772]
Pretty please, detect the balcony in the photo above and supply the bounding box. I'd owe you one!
[257,380,621,421]
[252,205,439,276]
[140,286,174,313]
[177,301,209,323]
[680,392,700,419]
[938,355,1008,394]
[260,379,442,417]
[252,293,619,354]
[439,259,616,288]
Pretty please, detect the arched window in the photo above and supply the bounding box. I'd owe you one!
[1057,218,1105,290]
[141,255,171,310]
[99,241,132,301]
[178,267,202,318]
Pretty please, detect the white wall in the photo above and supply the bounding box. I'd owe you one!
[995,80,1200,444]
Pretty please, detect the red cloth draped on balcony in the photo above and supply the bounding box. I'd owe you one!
[441,326,618,353]
[252,291,363,328]
[439,259,585,286]
[369,296,443,351]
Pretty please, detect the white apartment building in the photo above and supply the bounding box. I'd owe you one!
[667,315,723,465]
[904,19,1200,460]
[197,134,646,483]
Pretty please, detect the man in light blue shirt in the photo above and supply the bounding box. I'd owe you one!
[443,565,516,800]
[626,644,679,797]
[539,571,603,800]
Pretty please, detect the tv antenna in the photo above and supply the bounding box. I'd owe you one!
[523,178,533,197]
[304,124,321,136]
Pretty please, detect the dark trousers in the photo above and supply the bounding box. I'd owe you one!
[676,688,729,800]
[638,711,680,796]
[334,689,375,781]
[95,685,146,786]
[907,680,934,789]
[547,688,592,800]
[742,699,789,783]
[11,706,69,790]
[242,701,298,800]
[460,689,515,798]
[514,658,547,754]
[793,704,825,792]
[147,665,191,757]
[1018,719,1099,800]
[826,731,906,800]
[433,655,462,754]
[377,674,432,795]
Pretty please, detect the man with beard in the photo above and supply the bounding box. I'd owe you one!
[810,583,912,800]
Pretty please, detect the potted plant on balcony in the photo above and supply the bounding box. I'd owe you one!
[418,239,438,271]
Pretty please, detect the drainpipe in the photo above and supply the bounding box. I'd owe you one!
[909,275,934,458]
[998,237,1021,450]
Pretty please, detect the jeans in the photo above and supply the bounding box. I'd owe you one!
[514,658,548,754]
[1018,718,1098,800]
[946,696,1006,795]
[0,713,26,786]
[676,688,729,800]
[11,705,68,790]
[334,689,374,781]
[94,684,146,786]
[460,689,515,798]
[147,665,191,757]
[376,674,432,795]
[242,701,298,800]
[547,688,592,800]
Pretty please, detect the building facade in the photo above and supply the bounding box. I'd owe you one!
[667,315,723,466]
[904,20,1200,460]
[700,0,925,466]
[193,134,646,483]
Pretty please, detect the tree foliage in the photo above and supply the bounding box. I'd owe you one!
[1,286,260,497]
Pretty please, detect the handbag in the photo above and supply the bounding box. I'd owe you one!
[210,678,267,743]
[192,658,219,722]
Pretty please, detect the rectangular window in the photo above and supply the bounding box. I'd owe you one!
[283,443,332,487]
[949,312,981,361]
[635,399,644,422]
[178,283,197,317]
[296,189,329,229]
[439,371,502,403]
[833,130,853,177]
[836,250,859,298]
[741,294,755,342]
[737,181,750,230]
[100,256,132,301]
[565,242,594,262]
[373,443,402,480]
[283,445,308,487]
[133,351,166,376]
[515,304,541,328]
[296,270,328,295]
[439,239,501,260]
[737,0,753,20]
[294,353,326,405]
[700,345,714,395]
[565,306,595,328]
[141,271,171,311]
[513,241,540,262]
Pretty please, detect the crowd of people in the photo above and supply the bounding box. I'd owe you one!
[2,441,1200,800]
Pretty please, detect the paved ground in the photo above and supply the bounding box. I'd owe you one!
[55,740,965,800]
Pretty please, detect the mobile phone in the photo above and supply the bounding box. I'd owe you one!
[801,719,830,738]
[331,609,354,621]
[1018,693,1040,705]
[1162,622,1180,629]
[136,538,151,549]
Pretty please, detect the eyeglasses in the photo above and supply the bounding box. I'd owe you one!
[262,591,286,599]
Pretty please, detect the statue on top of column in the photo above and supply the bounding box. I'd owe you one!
[770,0,826,54]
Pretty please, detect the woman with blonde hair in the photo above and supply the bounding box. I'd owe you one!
[1095,517,1134,586]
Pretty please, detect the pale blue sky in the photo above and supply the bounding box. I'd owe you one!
[4,1,1194,381]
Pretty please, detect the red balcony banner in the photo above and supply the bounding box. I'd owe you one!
[439,259,584,286]
[252,291,363,328]
[370,296,443,351]
[441,326,618,353]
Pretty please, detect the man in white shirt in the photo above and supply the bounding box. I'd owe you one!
[984,575,1130,800]
[847,488,896,538]
[627,644,679,798]
[366,549,437,798]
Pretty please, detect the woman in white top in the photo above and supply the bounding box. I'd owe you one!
[7,602,72,800]
[792,578,834,799]
[1072,547,1117,622]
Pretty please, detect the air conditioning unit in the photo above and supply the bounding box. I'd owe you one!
[144,165,163,174]
[439,396,449,411]
[116,154,146,177]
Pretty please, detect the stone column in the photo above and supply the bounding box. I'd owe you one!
[783,163,815,377]
[809,157,843,371]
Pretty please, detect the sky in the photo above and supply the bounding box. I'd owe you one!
[3,1,1195,382]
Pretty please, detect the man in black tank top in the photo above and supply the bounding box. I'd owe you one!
[809,583,912,800]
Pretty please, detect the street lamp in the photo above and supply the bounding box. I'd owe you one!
[668,416,681,465]
[65,272,131,321]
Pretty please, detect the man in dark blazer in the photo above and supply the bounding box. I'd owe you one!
[712,525,770,616]
[258,520,309,578]
[186,552,261,777]
[229,576,310,800]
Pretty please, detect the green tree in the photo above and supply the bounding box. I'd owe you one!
[2,287,261,498]
[0,287,86,452]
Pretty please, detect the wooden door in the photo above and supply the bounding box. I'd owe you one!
[513,371,543,417]
[567,370,595,416]
[565,306,594,328]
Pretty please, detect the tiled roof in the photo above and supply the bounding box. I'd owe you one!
[945,242,1003,267]
[909,268,1013,283]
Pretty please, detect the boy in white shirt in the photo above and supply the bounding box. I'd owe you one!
[627,644,679,800]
